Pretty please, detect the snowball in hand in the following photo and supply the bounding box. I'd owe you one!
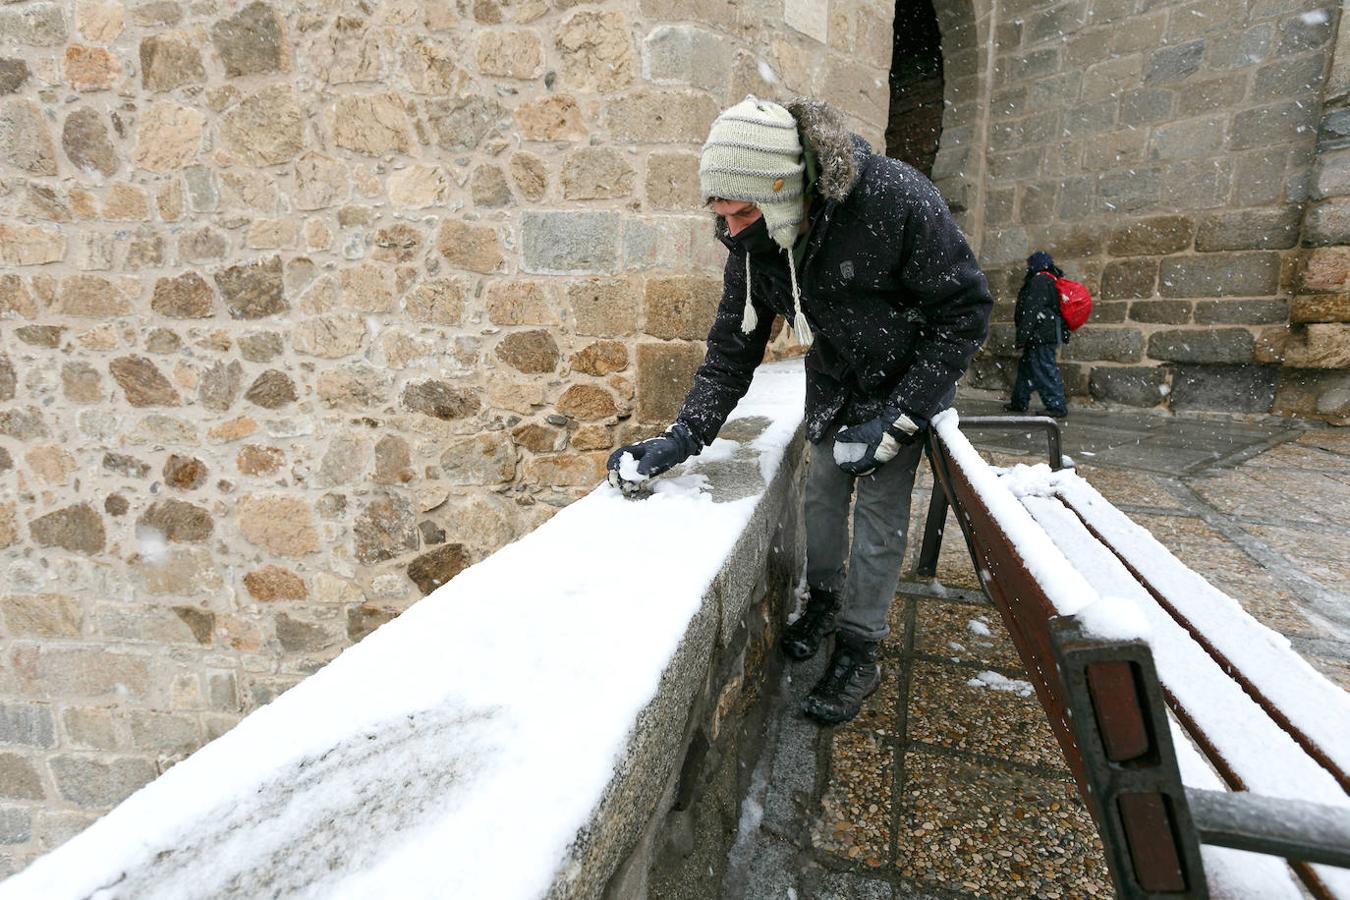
[618,451,647,482]
[833,440,868,465]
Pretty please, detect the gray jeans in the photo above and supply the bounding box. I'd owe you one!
[804,431,923,642]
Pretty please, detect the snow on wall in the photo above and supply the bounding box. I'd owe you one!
[0,361,808,900]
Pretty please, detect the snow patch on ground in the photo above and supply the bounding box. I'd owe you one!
[966,671,1034,698]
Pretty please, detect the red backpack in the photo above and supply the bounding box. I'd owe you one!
[1040,273,1093,331]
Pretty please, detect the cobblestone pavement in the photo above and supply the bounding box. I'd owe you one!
[724,396,1349,899]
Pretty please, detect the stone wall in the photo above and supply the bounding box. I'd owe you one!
[954,0,1348,418]
[0,0,891,874]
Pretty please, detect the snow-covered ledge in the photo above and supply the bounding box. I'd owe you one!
[1,361,808,900]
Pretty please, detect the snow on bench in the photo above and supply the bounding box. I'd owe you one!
[0,361,809,900]
[932,412,1350,897]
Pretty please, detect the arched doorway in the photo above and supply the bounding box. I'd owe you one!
[886,0,944,177]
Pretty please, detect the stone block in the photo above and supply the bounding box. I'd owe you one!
[778,0,830,41]
[496,330,560,373]
[1099,166,1162,213]
[1194,207,1301,251]
[50,755,156,808]
[1149,116,1224,160]
[1107,216,1194,256]
[1304,199,1350,246]
[646,153,700,210]
[1273,369,1350,422]
[140,32,205,91]
[0,99,57,175]
[1128,300,1192,324]
[354,493,420,564]
[476,30,542,79]
[509,153,547,202]
[1159,252,1280,297]
[514,95,586,142]
[128,711,201,755]
[0,4,66,45]
[637,342,705,423]
[561,148,635,200]
[0,754,42,801]
[211,2,288,78]
[522,211,620,274]
[1061,327,1144,363]
[436,220,503,274]
[1175,74,1246,117]
[1144,40,1204,84]
[1300,246,1350,295]
[14,648,151,700]
[407,544,471,595]
[1312,150,1350,200]
[439,433,516,485]
[1252,51,1327,102]
[523,452,608,486]
[1159,158,1232,210]
[217,87,305,166]
[1170,364,1278,412]
[572,341,629,376]
[643,24,727,90]
[569,278,638,336]
[29,504,104,555]
[557,10,636,91]
[643,275,720,340]
[1101,259,1157,299]
[1147,328,1254,363]
[1291,295,1350,324]
[332,94,411,157]
[63,708,117,750]
[1232,149,1290,207]
[237,495,319,557]
[557,385,618,421]
[1193,299,1288,325]
[1208,23,1272,70]
[0,807,32,845]
[1230,100,1321,151]
[0,704,56,749]
[1089,365,1168,406]
[62,107,118,177]
[624,217,695,271]
[1282,324,1350,369]
[606,91,718,143]
[1119,88,1174,126]
[400,379,480,419]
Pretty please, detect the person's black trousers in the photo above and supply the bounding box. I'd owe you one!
[1010,344,1067,414]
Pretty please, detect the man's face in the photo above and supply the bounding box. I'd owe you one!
[709,199,761,237]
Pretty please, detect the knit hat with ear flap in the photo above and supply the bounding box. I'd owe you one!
[699,95,813,346]
[699,96,806,251]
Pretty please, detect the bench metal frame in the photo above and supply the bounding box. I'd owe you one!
[915,416,1350,898]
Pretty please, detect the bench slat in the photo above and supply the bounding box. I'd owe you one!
[1022,494,1350,899]
[1055,477,1350,792]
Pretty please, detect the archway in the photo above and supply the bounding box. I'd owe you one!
[886,0,944,177]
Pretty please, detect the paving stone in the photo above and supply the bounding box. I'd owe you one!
[896,751,1109,896]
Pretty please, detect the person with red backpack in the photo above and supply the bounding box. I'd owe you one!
[1006,251,1072,418]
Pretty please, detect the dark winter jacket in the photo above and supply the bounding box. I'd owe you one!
[1014,271,1066,349]
[675,99,994,446]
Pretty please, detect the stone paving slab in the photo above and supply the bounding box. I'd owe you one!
[726,399,1347,898]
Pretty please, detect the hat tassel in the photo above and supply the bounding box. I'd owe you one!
[786,250,813,346]
[741,254,758,335]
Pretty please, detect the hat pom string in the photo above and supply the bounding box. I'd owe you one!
[740,254,758,335]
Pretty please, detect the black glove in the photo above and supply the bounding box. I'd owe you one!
[607,422,700,490]
[833,406,925,477]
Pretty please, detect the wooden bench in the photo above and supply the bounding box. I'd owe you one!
[914,412,1350,899]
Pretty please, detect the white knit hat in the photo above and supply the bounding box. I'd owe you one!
[699,96,813,345]
[699,96,805,251]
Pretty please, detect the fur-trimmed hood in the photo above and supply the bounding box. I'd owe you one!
[782,97,864,202]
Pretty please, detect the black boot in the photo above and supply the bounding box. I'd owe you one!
[802,632,881,725]
[781,588,840,660]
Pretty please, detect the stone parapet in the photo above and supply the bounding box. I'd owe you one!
[0,361,808,899]
[0,0,889,870]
